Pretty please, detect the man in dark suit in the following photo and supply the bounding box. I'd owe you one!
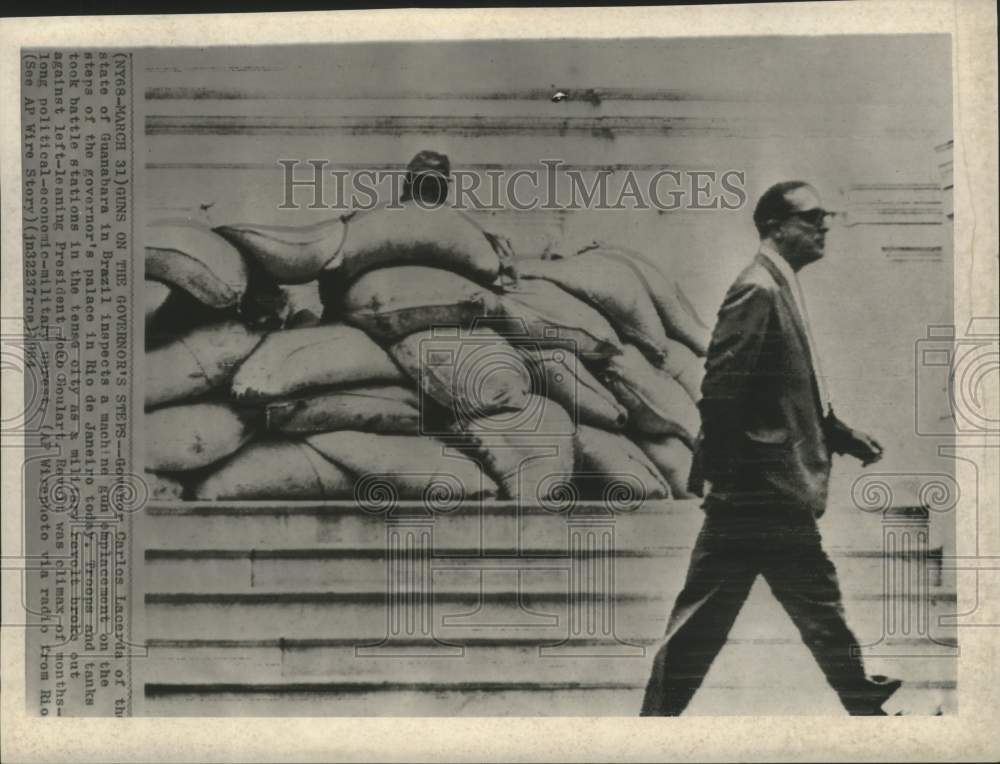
[640,180,901,716]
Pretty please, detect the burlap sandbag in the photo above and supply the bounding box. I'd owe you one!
[518,347,627,431]
[146,219,248,309]
[658,336,705,402]
[279,282,325,330]
[453,396,575,502]
[497,279,622,360]
[231,324,404,401]
[284,282,326,326]
[582,244,711,357]
[306,431,497,501]
[192,440,354,500]
[516,254,672,364]
[285,309,322,329]
[237,260,294,332]
[145,287,238,350]
[637,435,696,499]
[214,217,346,285]
[145,281,172,335]
[572,424,670,501]
[388,327,531,420]
[343,266,501,342]
[265,385,423,434]
[145,470,186,500]
[146,401,256,472]
[332,205,504,285]
[146,320,264,409]
[601,345,700,445]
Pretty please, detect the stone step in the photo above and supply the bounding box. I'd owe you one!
[137,635,958,686]
[143,546,952,596]
[142,500,911,554]
[137,500,952,716]
[144,589,666,642]
[142,500,708,552]
[142,683,640,716]
[141,681,956,717]
[143,588,957,642]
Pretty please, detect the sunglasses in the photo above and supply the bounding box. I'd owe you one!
[784,209,835,228]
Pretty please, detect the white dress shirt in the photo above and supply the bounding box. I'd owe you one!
[758,244,831,412]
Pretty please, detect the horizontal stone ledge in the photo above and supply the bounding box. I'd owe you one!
[145,590,957,606]
[144,634,958,650]
[144,545,945,561]
[145,546,685,560]
[145,678,956,697]
[144,113,942,141]
[145,591,655,605]
[146,499,700,516]
[145,85,928,105]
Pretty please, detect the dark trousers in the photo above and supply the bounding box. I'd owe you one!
[640,505,886,715]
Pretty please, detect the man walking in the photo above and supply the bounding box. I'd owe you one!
[640,180,901,716]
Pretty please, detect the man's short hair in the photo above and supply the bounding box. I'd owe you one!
[753,180,812,237]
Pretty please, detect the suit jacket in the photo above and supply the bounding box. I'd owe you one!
[690,253,834,517]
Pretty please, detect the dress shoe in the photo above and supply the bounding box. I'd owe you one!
[842,674,903,715]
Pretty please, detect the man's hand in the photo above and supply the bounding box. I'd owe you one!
[849,429,884,467]
[824,410,884,466]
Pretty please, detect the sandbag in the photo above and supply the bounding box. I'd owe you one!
[284,282,326,323]
[518,347,627,431]
[145,281,172,335]
[573,425,670,501]
[658,336,705,402]
[281,283,326,329]
[343,266,501,342]
[332,205,503,285]
[146,320,264,408]
[237,260,293,332]
[637,436,696,499]
[504,227,558,260]
[145,219,249,309]
[601,345,701,445]
[265,385,424,434]
[286,309,322,329]
[192,440,354,500]
[146,402,256,471]
[231,324,405,401]
[145,287,237,350]
[145,470,186,500]
[515,253,673,364]
[307,431,497,501]
[214,217,346,284]
[583,244,711,356]
[453,396,575,502]
[388,327,531,421]
[498,279,622,360]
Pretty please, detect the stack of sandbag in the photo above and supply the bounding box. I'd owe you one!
[146,207,705,504]
[145,207,515,501]
[503,242,709,499]
[144,219,263,497]
[143,217,343,499]
[319,205,571,503]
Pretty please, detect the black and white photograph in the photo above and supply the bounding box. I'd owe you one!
[3,2,998,761]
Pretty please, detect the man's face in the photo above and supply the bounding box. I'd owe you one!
[774,185,830,268]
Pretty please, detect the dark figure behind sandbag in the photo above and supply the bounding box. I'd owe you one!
[318,150,515,320]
